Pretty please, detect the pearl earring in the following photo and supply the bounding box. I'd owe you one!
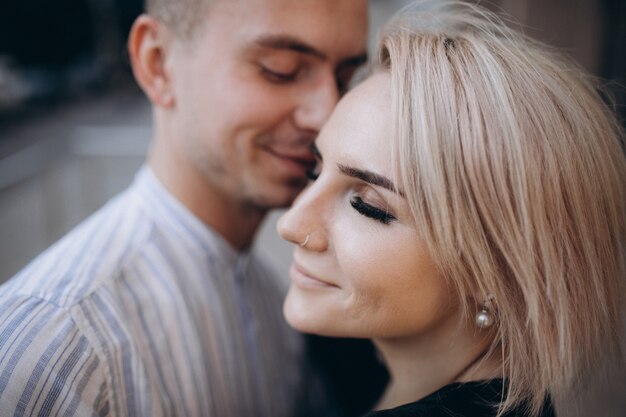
[475,295,495,329]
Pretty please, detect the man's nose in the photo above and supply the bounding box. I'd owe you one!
[293,76,339,133]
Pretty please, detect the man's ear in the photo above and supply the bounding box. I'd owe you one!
[128,14,175,108]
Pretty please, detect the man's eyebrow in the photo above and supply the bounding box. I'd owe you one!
[254,34,368,67]
[338,164,404,196]
[254,34,326,59]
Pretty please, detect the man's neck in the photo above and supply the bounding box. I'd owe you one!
[148,147,266,251]
[185,184,266,250]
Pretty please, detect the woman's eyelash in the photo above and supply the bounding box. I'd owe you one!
[350,197,396,225]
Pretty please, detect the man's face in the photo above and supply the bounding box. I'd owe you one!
[166,0,368,210]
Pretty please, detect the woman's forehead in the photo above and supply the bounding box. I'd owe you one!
[317,73,392,158]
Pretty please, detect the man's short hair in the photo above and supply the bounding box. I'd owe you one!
[145,0,210,38]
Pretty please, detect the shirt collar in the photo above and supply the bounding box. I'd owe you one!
[131,165,248,266]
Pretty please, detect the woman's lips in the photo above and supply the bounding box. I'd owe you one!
[289,262,338,289]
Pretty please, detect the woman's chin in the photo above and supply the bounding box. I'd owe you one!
[283,293,317,333]
[283,290,340,337]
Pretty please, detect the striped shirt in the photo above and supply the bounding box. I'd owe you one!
[0,167,335,417]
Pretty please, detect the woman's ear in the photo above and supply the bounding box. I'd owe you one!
[128,14,175,108]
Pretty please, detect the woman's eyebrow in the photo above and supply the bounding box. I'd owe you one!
[337,163,404,196]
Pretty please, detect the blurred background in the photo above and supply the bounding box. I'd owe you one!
[0,0,624,415]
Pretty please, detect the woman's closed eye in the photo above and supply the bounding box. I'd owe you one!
[350,196,396,225]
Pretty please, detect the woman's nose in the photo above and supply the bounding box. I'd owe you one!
[277,185,328,252]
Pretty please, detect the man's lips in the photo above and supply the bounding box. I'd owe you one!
[263,147,316,169]
[289,262,338,289]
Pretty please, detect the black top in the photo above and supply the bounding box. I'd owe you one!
[361,380,555,417]
[301,335,389,417]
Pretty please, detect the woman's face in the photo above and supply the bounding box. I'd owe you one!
[277,74,459,339]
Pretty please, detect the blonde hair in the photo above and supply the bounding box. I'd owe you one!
[377,1,626,416]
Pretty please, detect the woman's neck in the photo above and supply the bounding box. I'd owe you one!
[372,317,502,411]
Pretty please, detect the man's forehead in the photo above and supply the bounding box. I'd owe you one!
[210,0,365,14]
[214,2,366,54]
[206,0,368,37]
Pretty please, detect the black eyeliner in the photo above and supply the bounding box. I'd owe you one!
[350,197,396,225]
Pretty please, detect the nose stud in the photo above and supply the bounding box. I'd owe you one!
[299,234,310,247]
